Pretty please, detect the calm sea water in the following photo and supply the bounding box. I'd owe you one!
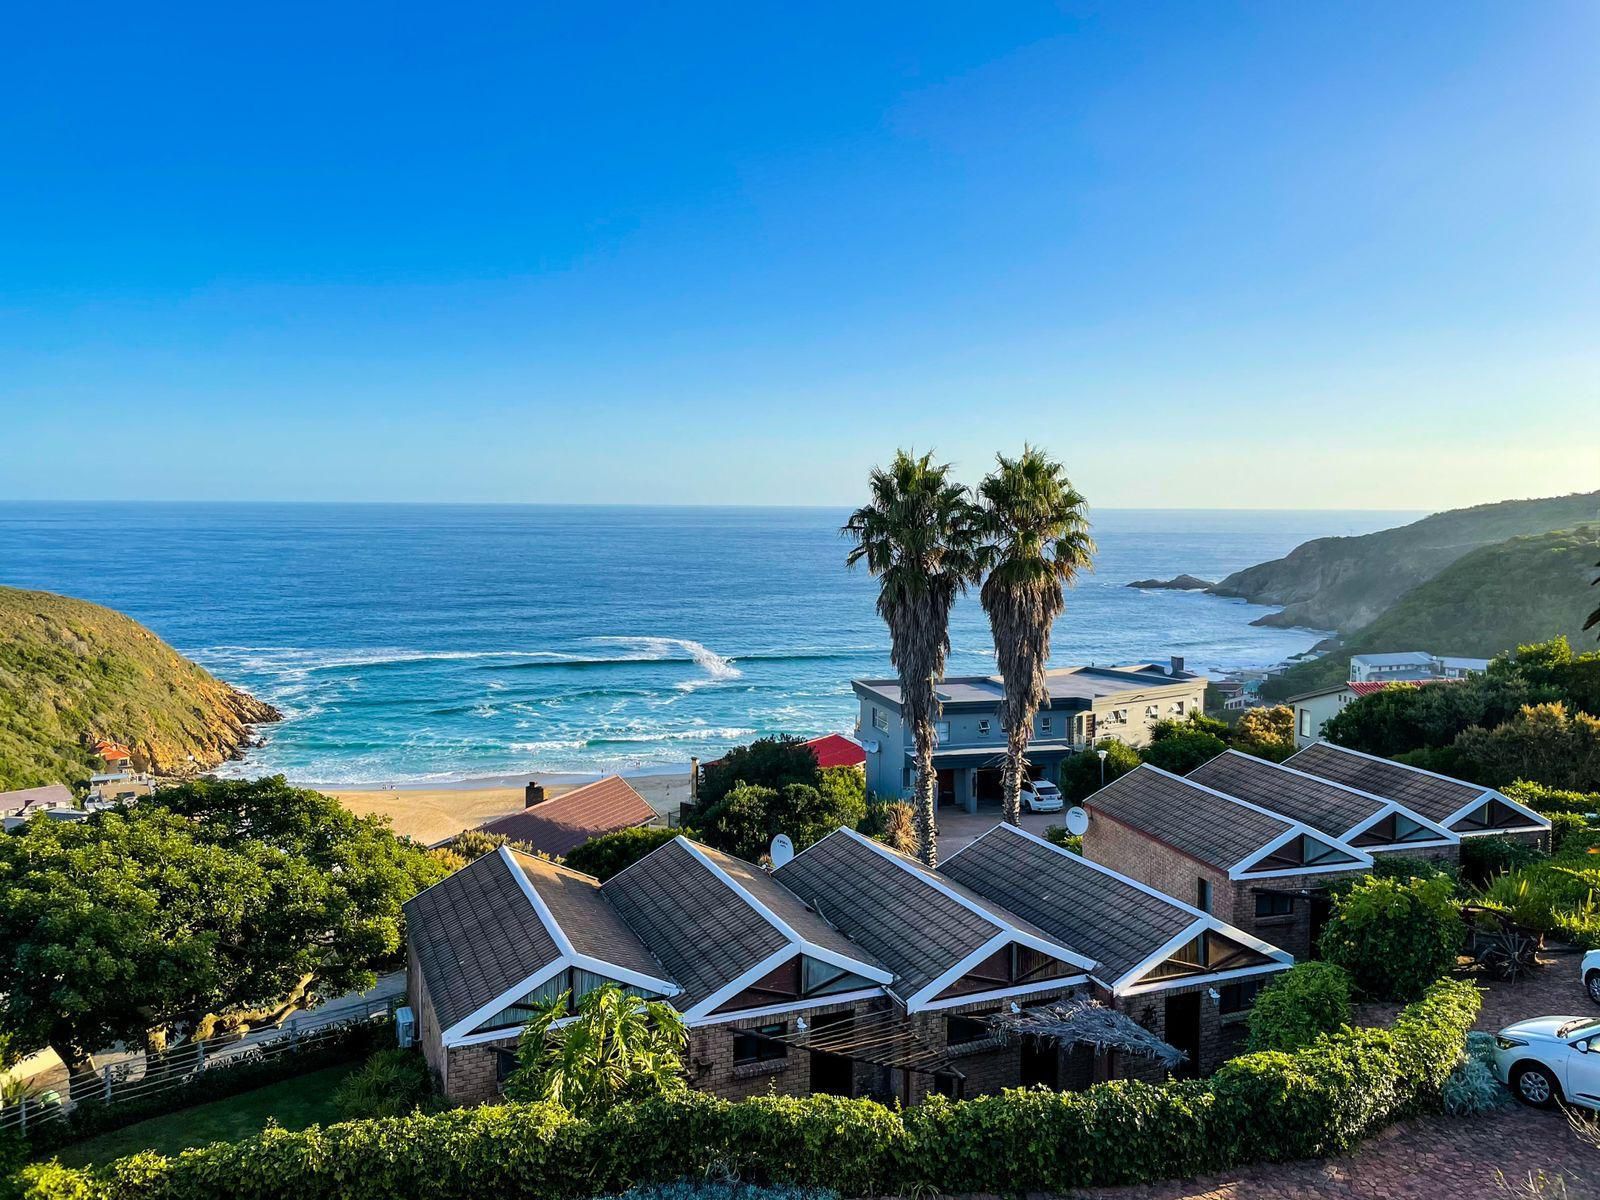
[0,504,1414,785]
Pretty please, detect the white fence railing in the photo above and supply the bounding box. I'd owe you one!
[0,993,398,1135]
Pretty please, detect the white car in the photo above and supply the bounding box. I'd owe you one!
[1584,948,1600,1005]
[1493,1016,1600,1110]
[1021,779,1065,813]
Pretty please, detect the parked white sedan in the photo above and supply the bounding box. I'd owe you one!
[1583,948,1600,1006]
[1021,779,1065,813]
[1493,1016,1600,1109]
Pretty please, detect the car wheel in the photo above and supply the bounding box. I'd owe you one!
[1587,970,1600,1006]
[1511,1062,1561,1108]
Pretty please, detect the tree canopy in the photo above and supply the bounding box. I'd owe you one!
[698,735,821,809]
[0,776,443,1075]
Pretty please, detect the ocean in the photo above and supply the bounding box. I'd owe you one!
[0,503,1415,785]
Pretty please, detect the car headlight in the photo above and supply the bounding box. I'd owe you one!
[1495,1036,1528,1051]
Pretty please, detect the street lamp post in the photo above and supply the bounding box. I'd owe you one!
[1097,748,1108,789]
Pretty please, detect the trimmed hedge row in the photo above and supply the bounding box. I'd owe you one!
[13,982,1478,1200]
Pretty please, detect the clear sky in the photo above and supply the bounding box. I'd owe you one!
[3,2,1596,509]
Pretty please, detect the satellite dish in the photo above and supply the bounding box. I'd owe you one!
[769,833,795,868]
[1064,806,1090,837]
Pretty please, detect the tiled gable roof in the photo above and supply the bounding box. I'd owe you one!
[511,853,673,985]
[942,825,1194,985]
[1285,742,1482,824]
[403,850,561,1031]
[478,775,656,857]
[1188,750,1384,838]
[1087,765,1293,871]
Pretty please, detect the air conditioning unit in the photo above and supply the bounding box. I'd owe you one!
[395,1005,417,1049]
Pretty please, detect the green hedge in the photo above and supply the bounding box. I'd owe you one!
[12,982,1478,1200]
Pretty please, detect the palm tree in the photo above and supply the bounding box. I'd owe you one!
[844,450,980,866]
[504,984,687,1117]
[976,447,1095,826]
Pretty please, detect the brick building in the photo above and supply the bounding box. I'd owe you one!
[1081,764,1376,960]
[405,822,1292,1105]
[1284,742,1550,848]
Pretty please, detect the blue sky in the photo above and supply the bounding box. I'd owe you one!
[3,2,1596,508]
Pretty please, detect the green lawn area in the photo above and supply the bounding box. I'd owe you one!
[53,1063,354,1169]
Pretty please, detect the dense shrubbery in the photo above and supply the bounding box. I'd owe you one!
[1504,779,1600,817]
[437,829,530,861]
[14,983,1479,1200]
[1318,875,1462,1001]
[332,1048,435,1120]
[1058,738,1140,801]
[857,800,917,854]
[693,738,865,861]
[1245,963,1353,1052]
[1459,835,1547,886]
[1139,721,1228,775]
[1042,825,1082,853]
[697,738,822,811]
[565,826,684,881]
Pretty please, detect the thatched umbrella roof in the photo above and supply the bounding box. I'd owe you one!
[991,998,1186,1068]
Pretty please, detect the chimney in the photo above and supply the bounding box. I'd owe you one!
[524,781,546,808]
[1170,655,1185,676]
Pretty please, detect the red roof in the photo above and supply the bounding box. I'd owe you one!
[1346,679,1463,698]
[477,776,657,857]
[804,734,866,770]
[94,740,131,761]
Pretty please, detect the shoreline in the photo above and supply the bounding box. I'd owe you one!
[294,761,693,794]
[324,762,694,845]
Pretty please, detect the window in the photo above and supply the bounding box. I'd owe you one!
[1298,709,1311,737]
[978,719,990,736]
[872,707,888,732]
[1197,879,1212,914]
[1147,704,1159,718]
[1175,700,1185,716]
[472,969,660,1034]
[733,1023,788,1065]
[1255,892,1295,919]
[1218,978,1266,1015]
[946,1012,994,1046]
[934,721,950,743]
[1039,714,1052,734]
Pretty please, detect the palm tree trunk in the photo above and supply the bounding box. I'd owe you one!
[1001,725,1030,826]
[911,718,939,867]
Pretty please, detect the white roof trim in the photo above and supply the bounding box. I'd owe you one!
[1109,916,1294,995]
[1343,801,1459,848]
[914,973,1091,1012]
[902,928,1092,1013]
[679,944,799,1024]
[833,827,1096,972]
[500,845,575,957]
[1441,790,1551,834]
[1118,958,1293,998]
[1230,824,1372,880]
[686,987,886,1029]
[677,836,893,985]
[440,956,568,1046]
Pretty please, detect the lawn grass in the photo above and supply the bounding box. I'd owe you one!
[53,1063,354,1168]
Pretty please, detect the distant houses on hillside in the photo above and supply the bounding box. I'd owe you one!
[1289,651,1493,746]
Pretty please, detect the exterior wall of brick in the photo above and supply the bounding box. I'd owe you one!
[1112,979,1230,1082]
[444,1037,517,1104]
[407,945,448,1091]
[1082,815,1228,916]
[685,997,885,1102]
[902,984,1091,1103]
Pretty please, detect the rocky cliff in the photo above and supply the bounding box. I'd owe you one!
[1210,491,1600,632]
[0,586,280,790]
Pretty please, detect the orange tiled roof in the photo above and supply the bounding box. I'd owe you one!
[477,776,656,857]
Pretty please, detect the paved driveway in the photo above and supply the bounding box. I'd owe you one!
[936,807,1065,855]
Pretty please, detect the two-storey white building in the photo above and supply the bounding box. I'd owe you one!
[853,659,1207,811]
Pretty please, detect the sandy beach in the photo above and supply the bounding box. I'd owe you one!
[329,767,695,845]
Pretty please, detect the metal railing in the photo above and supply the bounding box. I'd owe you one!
[0,992,399,1135]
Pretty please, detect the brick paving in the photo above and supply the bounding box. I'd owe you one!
[1065,949,1600,1200]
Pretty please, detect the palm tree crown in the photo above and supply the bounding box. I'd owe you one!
[844,450,980,865]
[976,447,1095,825]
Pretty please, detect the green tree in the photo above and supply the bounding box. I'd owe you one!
[1449,702,1600,791]
[974,447,1095,826]
[503,984,687,1117]
[0,777,442,1091]
[699,779,861,861]
[698,735,822,810]
[1140,722,1227,775]
[564,825,682,881]
[1058,738,1140,801]
[1231,706,1296,762]
[1318,874,1463,1001]
[844,450,981,865]
[1245,962,1353,1051]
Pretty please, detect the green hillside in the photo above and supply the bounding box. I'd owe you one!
[0,586,279,790]
[1210,491,1600,632]
[1261,525,1600,700]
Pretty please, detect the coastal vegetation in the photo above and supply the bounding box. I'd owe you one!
[1244,962,1353,1053]
[12,982,1479,1200]
[974,447,1095,825]
[1316,874,1462,1002]
[1054,708,1295,801]
[564,825,682,881]
[1261,525,1600,700]
[844,451,981,865]
[0,777,441,1089]
[0,586,279,790]
[1208,490,1599,633]
[1319,637,1600,791]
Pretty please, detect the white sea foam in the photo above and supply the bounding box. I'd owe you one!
[590,636,743,682]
